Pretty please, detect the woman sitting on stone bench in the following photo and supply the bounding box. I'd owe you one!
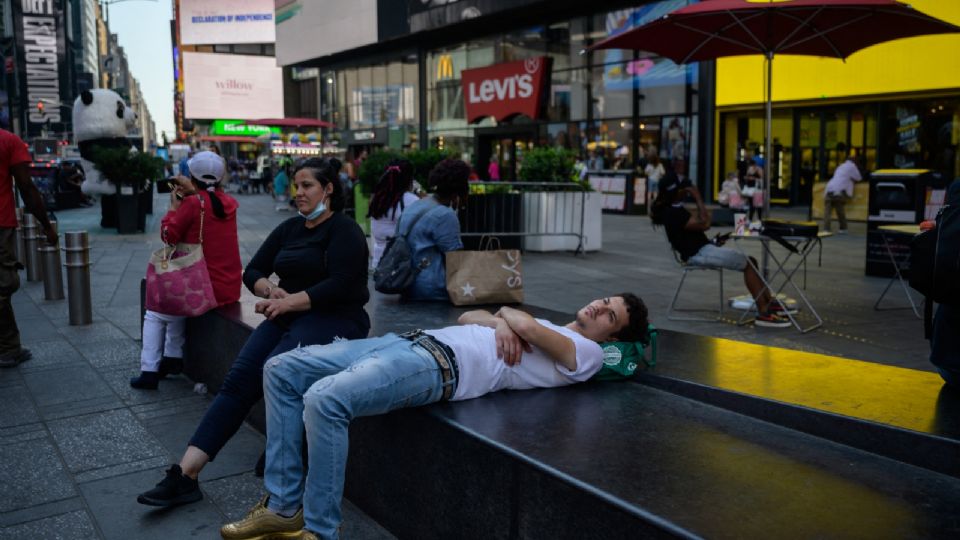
[137,157,371,507]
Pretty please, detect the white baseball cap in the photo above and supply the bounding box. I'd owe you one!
[188,151,225,185]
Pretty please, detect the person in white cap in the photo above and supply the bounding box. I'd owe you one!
[131,150,242,389]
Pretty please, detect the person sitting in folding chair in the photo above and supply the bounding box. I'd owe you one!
[650,171,790,328]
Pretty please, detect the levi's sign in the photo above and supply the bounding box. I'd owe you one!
[461,57,551,123]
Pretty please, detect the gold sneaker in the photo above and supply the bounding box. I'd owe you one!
[220,495,304,540]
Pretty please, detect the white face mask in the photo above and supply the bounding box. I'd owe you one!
[299,192,327,220]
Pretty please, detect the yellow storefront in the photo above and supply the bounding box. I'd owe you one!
[713,0,960,221]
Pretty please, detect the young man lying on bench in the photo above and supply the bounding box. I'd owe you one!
[219,293,648,540]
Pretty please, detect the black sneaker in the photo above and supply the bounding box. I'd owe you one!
[137,465,203,507]
[158,356,184,378]
[755,312,792,328]
[130,371,160,390]
[0,348,32,368]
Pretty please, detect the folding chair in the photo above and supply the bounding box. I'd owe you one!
[667,250,725,321]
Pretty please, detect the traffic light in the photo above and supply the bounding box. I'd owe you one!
[36,101,44,114]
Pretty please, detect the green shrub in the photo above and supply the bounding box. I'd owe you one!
[88,146,164,187]
[356,149,402,195]
[406,148,457,189]
[518,147,589,190]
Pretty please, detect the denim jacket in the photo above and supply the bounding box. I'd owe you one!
[399,197,463,300]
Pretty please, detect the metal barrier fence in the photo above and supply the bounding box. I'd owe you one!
[460,181,588,255]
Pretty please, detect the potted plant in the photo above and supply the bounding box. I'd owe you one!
[89,146,164,234]
[519,147,601,252]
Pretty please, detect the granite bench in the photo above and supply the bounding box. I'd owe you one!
[177,288,960,539]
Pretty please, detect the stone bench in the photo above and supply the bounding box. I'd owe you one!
[178,288,960,538]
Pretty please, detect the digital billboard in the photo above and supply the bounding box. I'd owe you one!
[180,0,275,45]
[275,0,377,66]
[182,52,283,120]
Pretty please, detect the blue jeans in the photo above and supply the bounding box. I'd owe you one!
[188,310,369,460]
[262,335,446,538]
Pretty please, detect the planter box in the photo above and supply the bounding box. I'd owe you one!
[522,192,602,252]
[354,186,370,235]
[101,182,147,234]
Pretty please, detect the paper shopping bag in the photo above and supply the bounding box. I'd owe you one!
[445,249,524,306]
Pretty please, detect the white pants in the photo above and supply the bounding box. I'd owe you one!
[140,310,185,372]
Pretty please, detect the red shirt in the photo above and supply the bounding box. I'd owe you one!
[161,191,242,306]
[0,130,33,228]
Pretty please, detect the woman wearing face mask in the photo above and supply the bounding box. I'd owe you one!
[137,157,371,508]
[399,159,470,301]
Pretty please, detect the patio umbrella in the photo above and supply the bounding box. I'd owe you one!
[247,117,335,129]
[590,0,960,216]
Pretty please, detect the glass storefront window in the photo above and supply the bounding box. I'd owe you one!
[880,98,959,178]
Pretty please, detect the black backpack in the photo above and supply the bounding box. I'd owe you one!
[910,181,960,333]
[373,203,439,294]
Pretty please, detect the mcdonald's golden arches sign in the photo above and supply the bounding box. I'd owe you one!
[437,55,454,81]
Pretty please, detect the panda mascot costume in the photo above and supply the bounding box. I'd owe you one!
[72,89,138,228]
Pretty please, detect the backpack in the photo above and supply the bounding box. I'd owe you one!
[373,203,439,294]
[591,325,658,382]
[910,181,960,307]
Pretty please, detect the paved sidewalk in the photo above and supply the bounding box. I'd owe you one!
[1,194,393,539]
[0,189,933,539]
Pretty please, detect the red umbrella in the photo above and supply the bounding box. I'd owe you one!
[591,0,960,216]
[247,117,335,129]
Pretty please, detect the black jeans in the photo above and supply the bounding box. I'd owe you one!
[931,303,960,387]
[0,228,21,356]
[188,309,369,460]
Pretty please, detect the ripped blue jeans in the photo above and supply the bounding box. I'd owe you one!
[262,335,444,539]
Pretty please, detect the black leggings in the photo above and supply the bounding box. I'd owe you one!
[187,310,369,460]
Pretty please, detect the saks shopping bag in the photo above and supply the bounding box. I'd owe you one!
[445,245,524,306]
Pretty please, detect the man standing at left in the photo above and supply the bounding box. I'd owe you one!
[0,128,57,367]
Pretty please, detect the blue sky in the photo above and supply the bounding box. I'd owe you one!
[108,0,174,141]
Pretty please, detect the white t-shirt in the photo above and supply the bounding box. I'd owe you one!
[824,159,862,198]
[425,320,604,401]
[370,191,421,267]
[644,162,665,183]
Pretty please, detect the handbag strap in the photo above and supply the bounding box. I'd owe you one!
[162,193,206,262]
[197,192,206,244]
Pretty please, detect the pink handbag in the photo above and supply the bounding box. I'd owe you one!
[145,195,218,317]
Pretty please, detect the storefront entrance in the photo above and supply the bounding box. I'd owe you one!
[475,126,538,182]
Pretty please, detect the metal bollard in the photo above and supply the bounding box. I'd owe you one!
[63,231,93,325]
[13,208,25,268]
[39,221,64,300]
[22,214,42,282]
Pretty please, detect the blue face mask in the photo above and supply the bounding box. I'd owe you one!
[298,194,327,220]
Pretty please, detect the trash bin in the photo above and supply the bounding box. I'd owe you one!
[865,169,947,277]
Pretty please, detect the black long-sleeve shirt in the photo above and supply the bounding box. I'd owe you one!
[243,212,370,326]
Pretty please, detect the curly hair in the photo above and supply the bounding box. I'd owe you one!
[613,292,650,343]
[428,159,470,200]
[295,157,345,212]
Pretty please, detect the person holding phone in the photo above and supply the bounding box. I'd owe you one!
[650,171,791,328]
[130,151,242,389]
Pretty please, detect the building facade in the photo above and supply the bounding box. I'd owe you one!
[278,0,711,187]
[713,0,960,215]
[171,0,280,156]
